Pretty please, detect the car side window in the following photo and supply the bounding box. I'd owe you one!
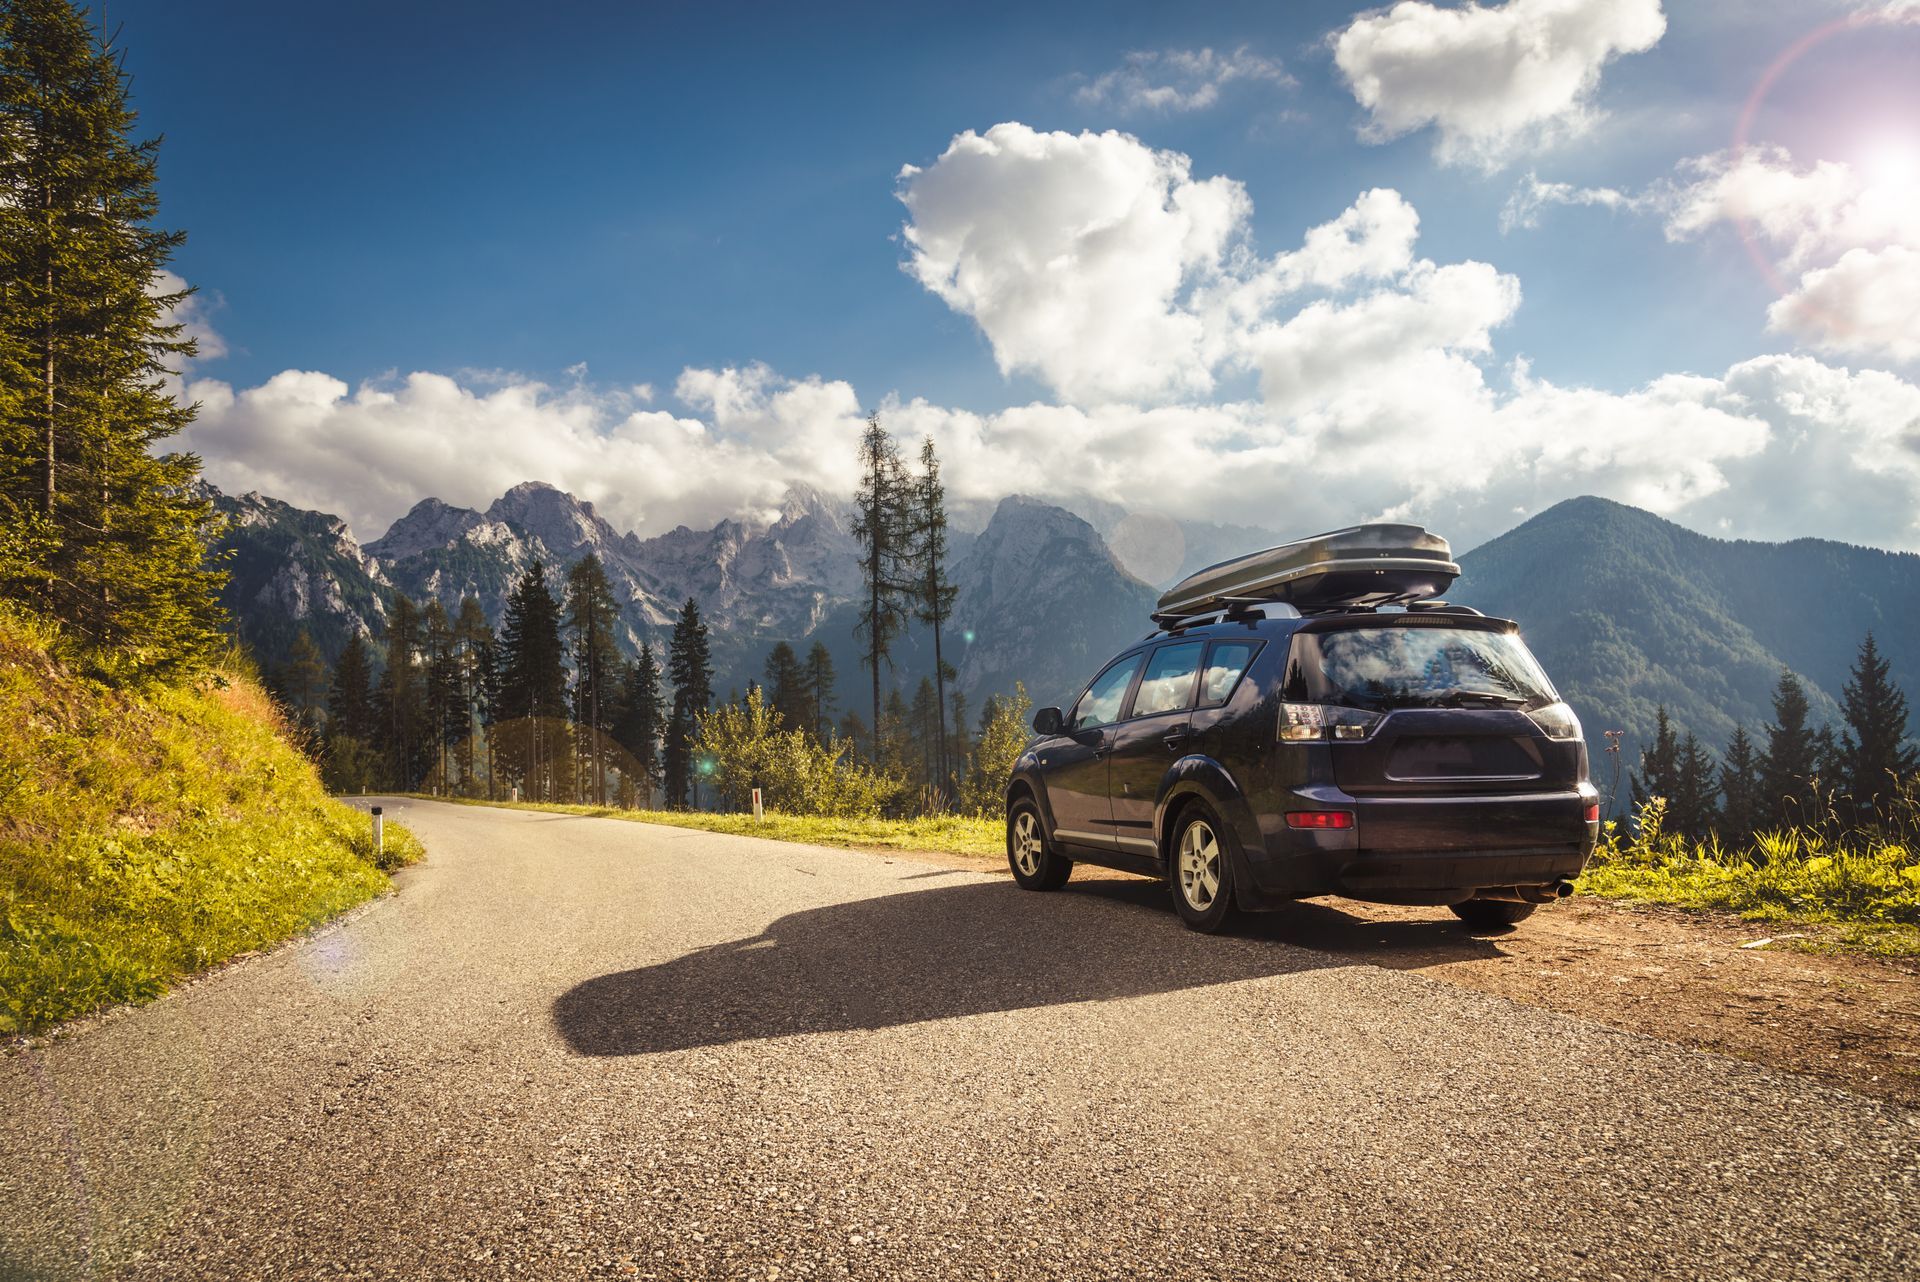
[1200,640,1261,706]
[1130,641,1206,718]
[1071,653,1144,731]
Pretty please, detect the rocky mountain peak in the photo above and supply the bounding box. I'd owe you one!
[366,497,484,562]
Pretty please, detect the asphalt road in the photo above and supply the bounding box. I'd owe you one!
[3,800,1915,1281]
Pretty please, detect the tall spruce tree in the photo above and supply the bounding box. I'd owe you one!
[278,628,327,733]
[762,640,808,730]
[1838,631,1917,817]
[1759,668,1817,830]
[613,641,663,806]
[0,0,224,676]
[1669,732,1718,844]
[421,600,464,793]
[663,597,713,809]
[375,595,426,789]
[804,640,836,741]
[564,553,623,806]
[1717,724,1761,843]
[911,436,958,792]
[1629,705,1679,820]
[851,414,912,758]
[326,631,375,744]
[452,595,493,796]
[496,563,567,801]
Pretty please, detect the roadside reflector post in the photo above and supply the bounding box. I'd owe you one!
[370,805,384,859]
[751,787,764,822]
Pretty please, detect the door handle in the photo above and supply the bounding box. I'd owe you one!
[1163,727,1188,752]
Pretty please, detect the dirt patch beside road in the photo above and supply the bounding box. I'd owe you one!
[889,848,1920,1108]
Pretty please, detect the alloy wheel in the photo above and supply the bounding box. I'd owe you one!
[1178,819,1221,911]
[1012,810,1042,877]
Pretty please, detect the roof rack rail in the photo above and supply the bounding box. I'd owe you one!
[1146,600,1302,635]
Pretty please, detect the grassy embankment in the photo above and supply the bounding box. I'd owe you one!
[0,610,423,1035]
[422,792,1920,953]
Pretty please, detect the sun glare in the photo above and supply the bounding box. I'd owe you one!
[1857,136,1920,191]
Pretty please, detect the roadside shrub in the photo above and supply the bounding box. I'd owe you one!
[698,687,903,819]
[957,683,1032,817]
[1582,795,1920,930]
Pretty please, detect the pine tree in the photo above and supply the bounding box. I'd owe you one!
[564,553,623,806]
[663,597,713,809]
[421,600,465,794]
[909,676,940,794]
[374,595,426,790]
[1629,705,1679,819]
[326,631,376,744]
[804,640,836,741]
[1669,732,1718,844]
[1717,724,1761,843]
[851,414,912,758]
[452,595,493,796]
[321,631,377,795]
[1838,631,1918,818]
[1759,668,1817,830]
[496,563,567,801]
[613,641,663,806]
[0,0,225,677]
[880,687,911,777]
[278,628,327,733]
[909,436,959,793]
[762,640,808,731]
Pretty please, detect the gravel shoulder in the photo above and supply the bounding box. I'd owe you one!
[3,799,1915,1281]
[907,848,1920,1110]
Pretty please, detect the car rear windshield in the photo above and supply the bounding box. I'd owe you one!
[1283,624,1557,712]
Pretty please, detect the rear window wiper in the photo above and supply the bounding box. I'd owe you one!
[1427,691,1529,708]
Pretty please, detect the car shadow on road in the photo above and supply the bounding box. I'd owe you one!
[553,876,1503,1057]
[1064,878,1514,969]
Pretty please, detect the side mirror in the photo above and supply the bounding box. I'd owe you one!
[1031,706,1064,736]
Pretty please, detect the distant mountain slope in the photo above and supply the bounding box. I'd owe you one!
[206,488,388,667]
[1451,496,1920,768]
[207,482,1918,765]
[949,496,1161,709]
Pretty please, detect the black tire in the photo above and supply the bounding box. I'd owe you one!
[1168,803,1238,933]
[1451,898,1538,929]
[1007,797,1072,891]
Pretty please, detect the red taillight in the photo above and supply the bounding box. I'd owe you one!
[1583,803,1601,823]
[1285,810,1354,830]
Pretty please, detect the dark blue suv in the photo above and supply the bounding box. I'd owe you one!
[1004,602,1601,932]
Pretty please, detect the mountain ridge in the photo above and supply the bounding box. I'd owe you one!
[207,484,1919,766]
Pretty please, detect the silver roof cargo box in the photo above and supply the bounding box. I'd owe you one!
[1153,523,1458,624]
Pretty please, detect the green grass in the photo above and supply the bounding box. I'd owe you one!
[1577,813,1920,955]
[403,794,1005,859]
[0,609,423,1035]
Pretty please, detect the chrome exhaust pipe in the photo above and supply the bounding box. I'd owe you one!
[1476,882,1571,905]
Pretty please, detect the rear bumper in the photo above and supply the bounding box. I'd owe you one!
[1238,783,1599,908]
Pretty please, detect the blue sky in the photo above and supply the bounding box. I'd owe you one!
[118,2,1920,552]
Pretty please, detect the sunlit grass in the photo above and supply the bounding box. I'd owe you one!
[1577,801,1920,956]
[1,608,423,1034]
[405,794,1005,859]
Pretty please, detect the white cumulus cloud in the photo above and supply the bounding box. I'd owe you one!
[184,120,1920,556]
[1074,45,1294,114]
[1660,145,1920,362]
[1331,0,1667,170]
